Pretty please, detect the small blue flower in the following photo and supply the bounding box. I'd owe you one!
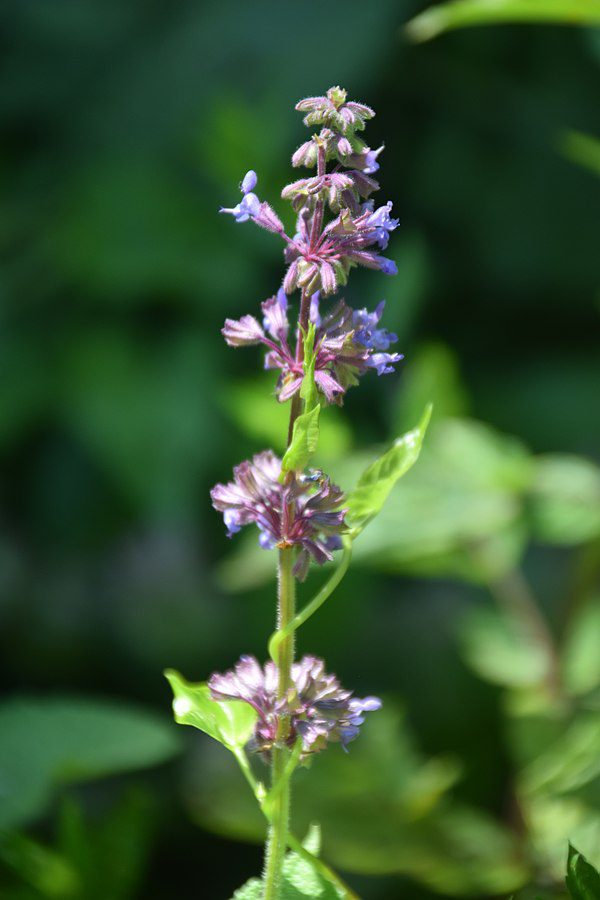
[353,300,398,352]
[223,509,242,537]
[363,145,383,174]
[220,170,261,222]
[367,201,399,250]
[366,351,403,376]
[377,256,398,276]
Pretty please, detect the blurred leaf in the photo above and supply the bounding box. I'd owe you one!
[0,833,79,898]
[527,455,600,545]
[0,792,155,900]
[559,131,600,178]
[0,697,179,829]
[223,378,352,458]
[562,597,600,696]
[524,795,600,883]
[520,712,600,796]
[61,331,220,514]
[165,670,256,750]
[346,404,432,532]
[187,705,528,894]
[395,343,470,434]
[347,417,531,581]
[218,417,533,589]
[566,844,600,899]
[406,0,600,43]
[459,605,551,688]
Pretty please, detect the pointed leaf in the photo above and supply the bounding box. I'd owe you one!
[346,404,432,533]
[566,843,600,899]
[282,404,321,474]
[164,670,256,750]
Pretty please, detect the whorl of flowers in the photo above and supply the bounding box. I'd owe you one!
[210,451,346,580]
[208,654,382,759]
[222,289,402,404]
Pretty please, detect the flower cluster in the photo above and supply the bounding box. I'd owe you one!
[220,85,399,298]
[210,451,347,579]
[222,289,402,404]
[208,654,381,759]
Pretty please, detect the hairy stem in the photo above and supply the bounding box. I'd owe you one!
[263,547,296,900]
[269,537,352,663]
[287,286,313,444]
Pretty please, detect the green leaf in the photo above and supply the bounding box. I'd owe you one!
[0,696,179,830]
[459,605,552,689]
[559,131,600,179]
[281,404,321,474]
[164,669,257,750]
[231,826,346,899]
[527,454,600,545]
[281,326,321,474]
[232,878,263,899]
[405,0,600,43]
[345,404,432,532]
[223,377,352,459]
[562,597,600,696]
[566,844,600,899]
[191,705,528,895]
[300,324,318,411]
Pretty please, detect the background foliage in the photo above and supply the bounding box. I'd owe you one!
[1,0,599,897]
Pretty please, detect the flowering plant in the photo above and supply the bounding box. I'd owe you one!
[166,87,431,899]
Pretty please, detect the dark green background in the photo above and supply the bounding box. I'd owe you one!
[1,1,598,897]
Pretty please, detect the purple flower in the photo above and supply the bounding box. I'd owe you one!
[210,451,347,579]
[375,256,398,276]
[220,170,261,223]
[353,300,397,351]
[363,146,384,174]
[208,654,381,758]
[222,293,402,403]
[366,201,399,250]
[367,351,404,376]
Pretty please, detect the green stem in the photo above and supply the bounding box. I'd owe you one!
[263,547,296,900]
[269,536,353,663]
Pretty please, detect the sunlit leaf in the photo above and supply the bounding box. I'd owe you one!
[406,0,600,43]
[231,826,346,899]
[520,712,600,796]
[0,697,179,830]
[164,670,257,750]
[282,404,321,474]
[566,843,600,899]
[345,404,432,532]
[459,605,552,688]
[562,597,600,696]
[527,454,600,545]
[223,377,352,458]
[559,130,600,178]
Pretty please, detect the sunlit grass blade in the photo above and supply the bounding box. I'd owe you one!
[405,0,600,43]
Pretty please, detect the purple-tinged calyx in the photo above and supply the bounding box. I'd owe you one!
[208,654,382,759]
[210,451,347,580]
[282,200,399,296]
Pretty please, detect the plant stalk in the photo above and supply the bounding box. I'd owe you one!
[263,546,296,900]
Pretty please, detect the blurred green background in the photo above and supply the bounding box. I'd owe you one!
[1,1,599,898]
